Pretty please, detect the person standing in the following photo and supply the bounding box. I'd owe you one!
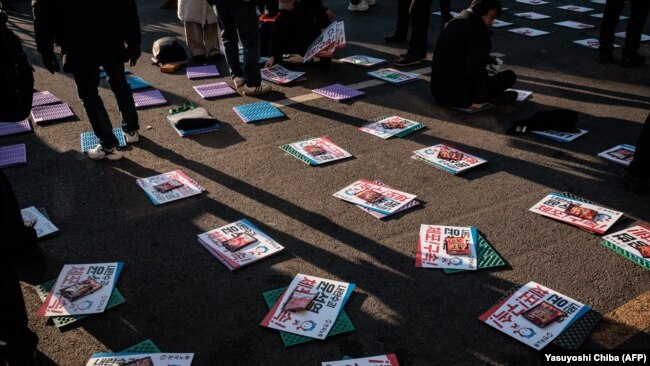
[32,0,142,160]
[625,112,650,193]
[392,0,435,66]
[385,0,451,43]
[598,0,649,67]
[178,0,224,63]
[209,0,271,96]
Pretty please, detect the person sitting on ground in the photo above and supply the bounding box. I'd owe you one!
[430,0,517,110]
[262,0,333,68]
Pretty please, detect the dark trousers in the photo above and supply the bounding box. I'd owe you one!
[431,70,517,108]
[212,0,261,87]
[629,112,650,180]
[599,0,650,56]
[72,62,139,149]
[0,170,38,366]
[408,0,435,58]
[394,0,451,37]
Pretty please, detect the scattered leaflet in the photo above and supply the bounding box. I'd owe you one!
[444,229,507,274]
[133,89,168,108]
[197,218,285,271]
[358,116,424,139]
[0,143,26,168]
[38,262,123,317]
[261,64,306,85]
[557,5,594,12]
[574,38,620,49]
[86,353,194,366]
[279,136,353,166]
[136,170,205,205]
[601,225,650,270]
[322,354,400,366]
[529,192,623,234]
[598,144,635,166]
[554,20,595,29]
[412,144,487,175]
[260,273,355,339]
[514,12,551,19]
[339,55,386,68]
[186,65,220,79]
[415,225,478,270]
[21,206,59,238]
[479,281,590,350]
[367,68,419,85]
[516,0,549,5]
[531,129,589,143]
[333,179,417,216]
[507,89,533,101]
[508,27,550,37]
[233,101,285,123]
[81,128,126,152]
[356,180,420,219]
[304,21,339,62]
[193,82,237,99]
[615,32,650,42]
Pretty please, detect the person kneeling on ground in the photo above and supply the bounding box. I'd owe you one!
[262,0,333,68]
[430,0,517,110]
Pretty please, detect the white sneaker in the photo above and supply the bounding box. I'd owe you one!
[242,83,272,96]
[124,130,139,144]
[233,76,245,88]
[87,145,124,160]
[348,1,369,11]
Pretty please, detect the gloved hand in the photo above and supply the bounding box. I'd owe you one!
[41,52,60,74]
[127,46,141,67]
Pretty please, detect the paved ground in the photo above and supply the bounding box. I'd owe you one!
[4,0,650,365]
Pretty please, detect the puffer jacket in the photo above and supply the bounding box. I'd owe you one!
[178,0,218,24]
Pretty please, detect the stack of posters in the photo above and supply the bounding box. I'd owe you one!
[601,225,650,270]
[126,75,151,91]
[186,65,220,79]
[38,262,124,317]
[193,82,237,99]
[491,19,513,28]
[197,218,285,271]
[312,84,365,102]
[31,103,75,124]
[574,38,620,49]
[453,103,495,114]
[280,136,353,166]
[444,230,507,274]
[412,144,487,175]
[32,91,61,107]
[516,0,549,4]
[339,55,386,68]
[479,281,592,350]
[531,129,589,142]
[415,225,478,270]
[304,21,345,62]
[0,143,26,168]
[356,180,420,219]
[557,5,594,12]
[260,273,355,340]
[529,192,624,234]
[322,355,400,366]
[367,68,419,85]
[333,179,417,217]
[261,64,305,85]
[514,12,551,19]
[21,206,59,239]
[233,101,285,123]
[598,144,635,166]
[554,21,595,29]
[358,116,424,139]
[86,353,194,366]
[166,107,221,137]
[508,28,550,37]
[136,170,205,205]
[0,119,32,137]
[80,128,126,153]
[133,89,168,109]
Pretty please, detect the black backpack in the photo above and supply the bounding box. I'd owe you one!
[0,10,34,122]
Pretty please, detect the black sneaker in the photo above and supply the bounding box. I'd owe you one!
[490,91,518,106]
[384,33,407,43]
[621,53,646,67]
[393,54,423,67]
[598,51,613,64]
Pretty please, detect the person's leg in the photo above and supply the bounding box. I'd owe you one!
[72,63,119,148]
[621,0,649,65]
[407,0,434,58]
[486,70,516,100]
[439,0,452,23]
[229,1,262,87]
[203,22,222,58]
[213,3,244,80]
[598,0,625,61]
[385,0,410,41]
[103,62,139,135]
[184,21,207,58]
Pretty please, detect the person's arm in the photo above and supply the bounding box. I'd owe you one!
[465,34,491,105]
[124,0,141,66]
[32,0,59,73]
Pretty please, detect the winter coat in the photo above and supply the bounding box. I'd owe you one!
[430,9,493,105]
[178,0,218,24]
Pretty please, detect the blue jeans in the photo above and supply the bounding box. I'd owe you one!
[212,0,261,87]
[72,62,139,148]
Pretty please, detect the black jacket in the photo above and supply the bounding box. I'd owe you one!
[267,0,330,59]
[32,0,141,70]
[430,9,493,105]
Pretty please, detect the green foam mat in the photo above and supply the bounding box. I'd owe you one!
[444,231,506,274]
[600,240,650,271]
[279,144,315,165]
[120,339,161,353]
[495,286,600,349]
[262,287,355,347]
[34,279,126,328]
